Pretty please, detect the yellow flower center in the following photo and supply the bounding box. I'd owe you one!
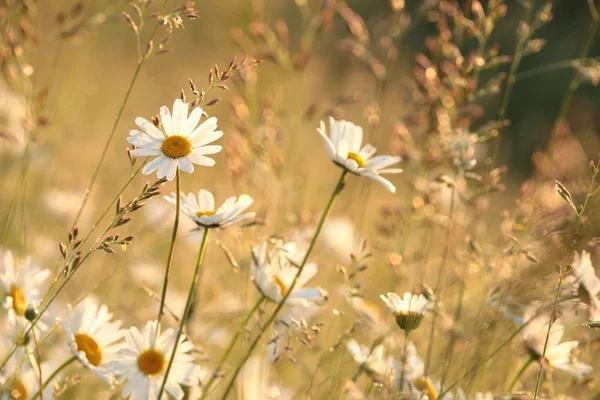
[137,349,165,376]
[160,135,192,159]
[10,285,27,316]
[347,151,366,168]
[195,209,216,218]
[74,333,102,366]
[9,379,27,399]
[415,377,438,400]
[273,275,288,296]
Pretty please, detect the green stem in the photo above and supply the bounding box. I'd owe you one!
[400,330,410,391]
[218,170,348,399]
[508,356,535,392]
[31,357,76,400]
[71,4,167,229]
[157,168,181,324]
[199,296,266,399]
[534,275,564,399]
[157,227,210,400]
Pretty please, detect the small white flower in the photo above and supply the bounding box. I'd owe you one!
[346,339,395,379]
[109,320,199,400]
[0,358,61,400]
[250,240,323,305]
[522,305,592,379]
[317,117,402,193]
[0,250,50,317]
[128,99,223,181]
[164,189,255,228]
[58,300,125,385]
[571,250,600,321]
[380,292,433,332]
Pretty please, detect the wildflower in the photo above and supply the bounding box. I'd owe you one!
[346,339,395,380]
[319,217,360,262]
[571,250,600,321]
[396,341,425,390]
[250,240,323,305]
[109,320,199,400]
[238,356,290,400]
[0,358,61,399]
[2,309,50,352]
[164,189,254,228]
[380,292,433,333]
[128,99,223,180]
[522,305,592,379]
[58,300,125,385]
[0,250,50,317]
[317,117,402,193]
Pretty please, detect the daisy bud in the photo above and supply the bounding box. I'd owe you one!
[25,305,37,322]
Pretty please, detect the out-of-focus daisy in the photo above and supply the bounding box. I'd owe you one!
[0,250,50,317]
[128,99,223,180]
[0,358,60,400]
[109,320,199,400]
[522,305,592,379]
[250,240,323,306]
[237,356,290,400]
[319,217,361,262]
[317,117,402,193]
[2,309,51,353]
[380,292,433,332]
[165,189,254,228]
[58,300,124,385]
[346,339,395,381]
[571,250,600,321]
[396,341,425,390]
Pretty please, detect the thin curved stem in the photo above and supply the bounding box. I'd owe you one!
[157,227,210,400]
[218,170,348,399]
[31,357,76,400]
[508,356,535,392]
[71,3,167,228]
[200,296,266,399]
[157,168,181,324]
[533,275,564,399]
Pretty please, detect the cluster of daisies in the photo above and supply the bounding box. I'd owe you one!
[0,98,404,398]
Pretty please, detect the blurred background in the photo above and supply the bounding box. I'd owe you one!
[1,0,600,398]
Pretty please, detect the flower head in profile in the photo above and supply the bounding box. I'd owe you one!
[317,117,402,193]
[250,239,323,305]
[0,250,50,317]
[346,339,395,381]
[165,189,254,228]
[380,292,433,333]
[128,99,222,180]
[109,320,199,400]
[58,300,125,385]
[571,250,600,321]
[522,305,592,379]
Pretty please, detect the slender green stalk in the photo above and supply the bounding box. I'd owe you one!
[351,335,385,382]
[218,170,348,399]
[157,168,181,324]
[71,4,167,229]
[31,357,76,400]
[400,330,410,391]
[488,0,536,169]
[200,296,266,399]
[424,170,457,376]
[157,227,210,400]
[533,275,564,399]
[508,356,535,392]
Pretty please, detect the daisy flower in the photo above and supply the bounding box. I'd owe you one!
[0,250,50,317]
[58,300,125,385]
[109,320,199,400]
[522,305,592,379]
[571,250,600,321]
[380,292,433,332]
[0,358,61,400]
[346,339,395,380]
[250,240,323,305]
[164,189,255,228]
[128,99,223,180]
[317,117,402,193]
